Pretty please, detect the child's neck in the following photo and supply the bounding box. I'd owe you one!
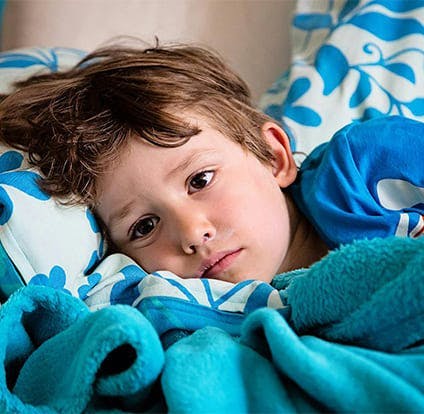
[281,195,329,272]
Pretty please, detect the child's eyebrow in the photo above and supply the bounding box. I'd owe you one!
[165,150,217,180]
[108,199,136,230]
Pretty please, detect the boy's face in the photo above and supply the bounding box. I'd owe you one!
[96,116,297,283]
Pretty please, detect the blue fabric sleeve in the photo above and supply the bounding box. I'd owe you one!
[290,116,424,248]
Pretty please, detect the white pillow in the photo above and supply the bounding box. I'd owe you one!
[259,0,424,158]
[0,47,105,299]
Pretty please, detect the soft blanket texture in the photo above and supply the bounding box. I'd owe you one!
[0,236,423,413]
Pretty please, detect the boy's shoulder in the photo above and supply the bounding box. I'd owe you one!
[304,115,424,175]
[291,115,424,248]
[297,114,424,190]
[328,115,423,157]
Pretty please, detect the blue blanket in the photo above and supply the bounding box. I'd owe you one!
[0,236,423,413]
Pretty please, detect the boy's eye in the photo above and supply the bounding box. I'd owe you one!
[131,216,159,240]
[189,171,214,192]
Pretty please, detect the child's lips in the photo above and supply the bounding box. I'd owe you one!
[197,248,243,279]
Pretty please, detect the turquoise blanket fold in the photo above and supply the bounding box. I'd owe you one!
[274,236,424,352]
[163,313,424,413]
[0,286,164,413]
[0,236,423,412]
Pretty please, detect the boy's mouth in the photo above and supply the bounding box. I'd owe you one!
[196,248,243,279]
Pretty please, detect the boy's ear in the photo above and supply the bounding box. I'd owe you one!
[261,122,297,188]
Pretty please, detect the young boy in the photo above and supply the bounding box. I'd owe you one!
[0,44,422,285]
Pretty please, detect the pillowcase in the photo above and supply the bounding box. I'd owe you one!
[0,47,86,94]
[259,0,424,158]
[0,47,105,301]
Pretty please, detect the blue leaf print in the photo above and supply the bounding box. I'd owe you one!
[0,49,69,71]
[285,77,311,105]
[78,272,102,300]
[109,265,147,305]
[293,13,333,31]
[0,187,14,225]
[83,250,102,275]
[0,53,47,68]
[315,45,349,95]
[349,72,372,108]
[385,63,415,83]
[83,212,103,272]
[359,107,386,121]
[0,171,50,200]
[372,0,424,12]
[86,209,100,233]
[284,106,322,127]
[35,48,58,72]
[405,98,424,116]
[29,265,72,295]
[0,169,50,225]
[339,0,360,20]
[0,151,23,173]
[244,283,276,313]
[349,13,424,41]
[84,208,105,267]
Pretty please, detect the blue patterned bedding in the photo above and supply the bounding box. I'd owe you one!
[0,236,422,412]
[260,0,424,157]
[0,0,423,412]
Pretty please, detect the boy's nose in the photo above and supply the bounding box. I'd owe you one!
[174,210,216,254]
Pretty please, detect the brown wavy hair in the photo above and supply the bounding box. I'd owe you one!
[0,42,275,206]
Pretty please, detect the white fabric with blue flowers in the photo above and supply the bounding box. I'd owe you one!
[0,47,86,94]
[260,0,424,157]
[0,146,104,297]
[82,255,287,335]
[0,48,105,299]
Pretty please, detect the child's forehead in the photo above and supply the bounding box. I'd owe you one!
[102,109,251,182]
[94,125,246,206]
[127,112,225,149]
[180,111,216,130]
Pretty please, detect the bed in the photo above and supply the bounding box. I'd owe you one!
[0,0,423,412]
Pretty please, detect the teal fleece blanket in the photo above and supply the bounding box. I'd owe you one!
[0,236,423,413]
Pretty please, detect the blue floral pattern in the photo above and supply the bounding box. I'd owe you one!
[78,273,102,300]
[260,0,424,155]
[83,209,105,275]
[0,47,85,72]
[29,266,72,296]
[123,270,286,335]
[0,47,104,303]
[0,151,24,173]
[266,78,321,127]
[109,265,147,306]
[0,151,49,225]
